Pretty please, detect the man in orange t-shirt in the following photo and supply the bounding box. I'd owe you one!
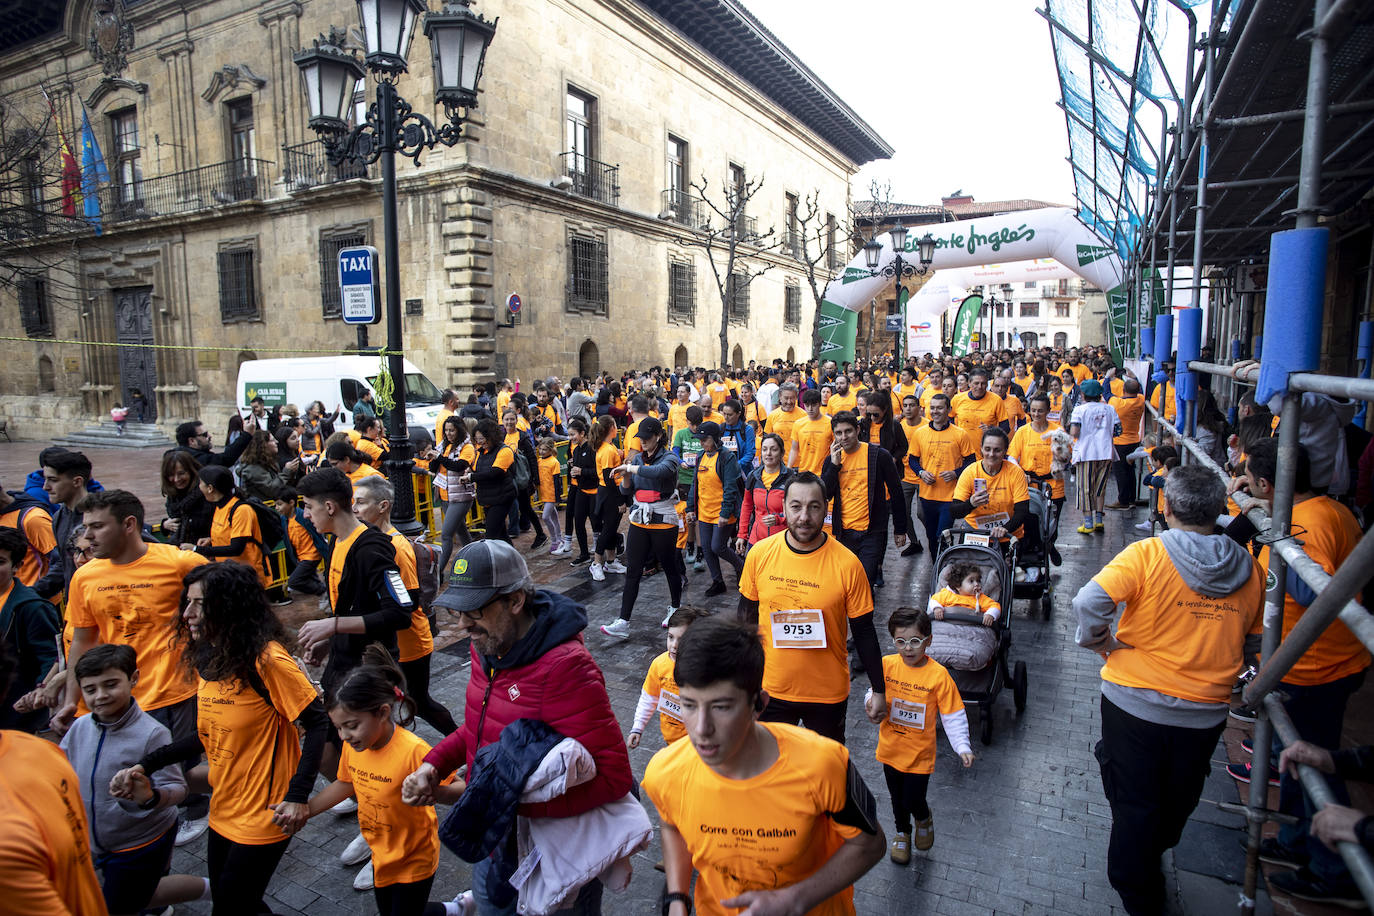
[1073,464,1264,915]
[1236,439,1370,900]
[1107,378,1147,509]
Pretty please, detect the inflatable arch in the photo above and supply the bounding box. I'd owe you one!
[819,208,1127,362]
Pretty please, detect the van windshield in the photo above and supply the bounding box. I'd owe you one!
[368,372,443,406]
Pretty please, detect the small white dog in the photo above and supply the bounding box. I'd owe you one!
[1045,428,1075,478]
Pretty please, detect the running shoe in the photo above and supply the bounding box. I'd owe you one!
[605,559,628,574]
[340,833,370,865]
[1245,836,1305,870]
[600,619,630,640]
[530,533,548,551]
[331,796,358,816]
[175,816,208,847]
[551,538,572,555]
[1134,520,1153,532]
[1229,703,1258,723]
[1077,523,1095,535]
[890,832,912,865]
[1269,867,1367,908]
[569,553,592,566]
[1093,520,1105,532]
[1226,761,1279,787]
[704,580,727,597]
[352,860,374,891]
[590,562,606,582]
[450,890,477,916]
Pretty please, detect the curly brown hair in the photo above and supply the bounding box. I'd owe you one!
[239,429,278,471]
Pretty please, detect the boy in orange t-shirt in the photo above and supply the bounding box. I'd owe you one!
[629,606,710,748]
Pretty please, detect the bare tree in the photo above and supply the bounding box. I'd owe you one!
[676,173,783,367]
[794,189,863,359]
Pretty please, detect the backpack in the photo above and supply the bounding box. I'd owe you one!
[511,447,532,492]
[409,535,441,613]
[229,497,288,576]
[1,492,55,579]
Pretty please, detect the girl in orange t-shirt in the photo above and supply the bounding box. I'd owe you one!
[536,437,569,555]
[193,466,269,586]
[303,646,462,916]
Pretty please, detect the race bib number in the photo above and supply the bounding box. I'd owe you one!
[964,532,991,547]
[1048,411,1061,422]
[889,698,927,728]
[658,689,684,722]
[770,609,826,649]
[683,452,698,467]
[978,512,1010,530]
[723,437,739,452]
[823,513,832,527]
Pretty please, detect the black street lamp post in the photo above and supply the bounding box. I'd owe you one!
[863,225,936,364]
[294,0,496,536]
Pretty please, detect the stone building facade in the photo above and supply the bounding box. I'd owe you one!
[0,0,889,438]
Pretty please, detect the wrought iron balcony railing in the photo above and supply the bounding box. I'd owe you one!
[660,189,709,230]
[282,140,373,191]
[560,152,620,206]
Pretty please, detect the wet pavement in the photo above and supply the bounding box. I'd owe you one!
[4,440,1370,915]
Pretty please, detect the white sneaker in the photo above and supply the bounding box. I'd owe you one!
[352,859,374,891]
[340,832,370,865]
[662,606,678,628]
[600,618,631,640]
[551,539,572,556]
[605,559,628,574]
[450,890,476,916]
[1135,520,1153,532]
[331,796,358,816]
[175,816,208,847]
[590,562,606,581]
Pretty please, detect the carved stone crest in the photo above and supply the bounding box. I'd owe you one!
[89,0,135,78]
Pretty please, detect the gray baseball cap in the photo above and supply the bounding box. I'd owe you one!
[432,540,529,614]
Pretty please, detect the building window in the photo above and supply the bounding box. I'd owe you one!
[784,192,800,258]
[109,107,142,206]
[727,271,750,326]
[218,244,260,322]
[667,135,688,202]
[38,355,56,392]
[668,259,695,325]
[1020,302,1039,318]
[565,87,595,166]
[826,212,838,268]
[1055,302,1071,318]
[18,276,52,337]
[994,302,1004,318]
[784,283,801,331]
[1054,332,1068,348]
[566,230,608,316]
[227,98,255,167]
[319,227,369,319]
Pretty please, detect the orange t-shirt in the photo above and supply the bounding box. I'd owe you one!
[0,503,56,587]
[950,391,1004,436]
[897,419,923,485]
[907,423,975,502]
[1008,422,1065,499]
[929,586,1002,621]
[211,496,267,586]
[287,516,321,563]
[641,651,687,744]
[595,441,622,490]
[667,402,693,438]
[739,532,873,704]
[1093,539,1264,703]
[625,419,645,457]
[1259,497,1370,686]
[953,460,1030,534]
[999,394,1026,431]
[827,390,859,415]
[1110,395,1146,445]
[328,524,366,613]
[695,452,726,524]
[790,414,833,474]
[642,723,862,916]
[387,527,432,664]
[0,731,109,915]
[199,641,319,844]
[834,444,872,533]
[1150,382,1177,423]
[764,406,807,459]
[877,655,966,775]
[537,455,562,505]
[347,462,385,484]
[339,727,446,887]
[67,544,207,711]
[1057,362,1093,384]
[707,383,730,408]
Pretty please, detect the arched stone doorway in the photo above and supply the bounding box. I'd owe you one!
[673,344,688,369]
[731,344,743,369]
[786,346,795,364]
[578,339,600,379]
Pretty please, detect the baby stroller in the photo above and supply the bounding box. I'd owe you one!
[928,533,1029,745]
[1012,479,1057,620]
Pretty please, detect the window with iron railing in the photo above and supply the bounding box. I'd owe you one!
[319,229,368,319]
[566,232,608,316]
[727,271,750,326]
[18,276,51,337]
[668,260,695,325]
[784,284,801,331]
[109,107,142,208]
[218,246,260,322]
[1055,302,1071,318]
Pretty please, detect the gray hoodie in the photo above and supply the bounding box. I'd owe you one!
[1074,529,1262,727]
[60,699,187,854]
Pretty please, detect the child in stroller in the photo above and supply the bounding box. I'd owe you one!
[928,561,1001,671]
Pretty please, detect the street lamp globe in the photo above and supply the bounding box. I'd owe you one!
[887,223,908,254]
[293,33,367,134]
[917,232,937,268]
[356,0,426,74]
[424,0,498,111]
[863,237,883,270]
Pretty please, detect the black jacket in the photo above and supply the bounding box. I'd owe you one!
[176,434,251,469]
[321,525,412,695]
[857,415,908,467]
[164,487,214,546]
[821,444,909,538]
[471,444,517,508]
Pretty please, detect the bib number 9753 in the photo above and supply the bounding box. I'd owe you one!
[770,610,826,649]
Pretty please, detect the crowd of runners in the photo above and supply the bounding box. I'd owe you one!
[0,342,1371,916]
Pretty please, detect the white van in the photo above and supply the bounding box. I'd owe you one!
[235,356,446,433]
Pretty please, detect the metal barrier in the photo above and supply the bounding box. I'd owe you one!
[1142,359,1374,908]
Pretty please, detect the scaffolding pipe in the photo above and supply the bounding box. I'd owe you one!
[1213,99,1374,129]
[1295,0,1333,228]
[1190,33,1213,319]
[1263,695,1374,905]
[1187,359,1374,402]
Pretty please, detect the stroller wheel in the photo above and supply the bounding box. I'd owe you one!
[1040,592,1053,620]
[980,709,994,745]
[1013,661,1028,714]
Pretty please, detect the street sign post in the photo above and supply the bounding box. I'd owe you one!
[338,245,381,325]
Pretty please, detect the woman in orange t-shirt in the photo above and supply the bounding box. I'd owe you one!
[193,466,269,586]
[116,562,329,915]
[590,415,625,581]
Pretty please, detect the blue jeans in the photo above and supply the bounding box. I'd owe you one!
[919,498,953,555]
[473,856,603,916]
[696,520,743,584]
[1275,668,1366,883]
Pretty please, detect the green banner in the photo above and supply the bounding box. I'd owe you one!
[817,299,858,364]
[950,294,983,357]
[1107,284,1130,366]
[244,381,288,406]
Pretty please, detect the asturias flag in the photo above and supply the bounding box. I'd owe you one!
[79,108,109,234]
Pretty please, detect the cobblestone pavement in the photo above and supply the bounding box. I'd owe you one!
[7,442,1371,915]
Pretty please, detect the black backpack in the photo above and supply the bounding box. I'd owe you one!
[229,497,288,575]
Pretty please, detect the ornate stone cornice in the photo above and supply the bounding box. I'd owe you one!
[201,64,267,104]
[85,76,148,109]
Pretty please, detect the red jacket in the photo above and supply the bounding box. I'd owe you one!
[738,466,795,543]
[423,591,632,818]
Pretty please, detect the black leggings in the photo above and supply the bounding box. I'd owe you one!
[570,489,596,555]
[400,652,458,735]
[619,524,684,621]
[206,829,290,916]
[594,492,622,555]
[516,486,540,533]
[883,764,932,831]
[481,496,514,542]
[374,874,445,916]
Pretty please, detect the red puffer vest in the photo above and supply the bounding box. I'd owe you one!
[738,466,795,543]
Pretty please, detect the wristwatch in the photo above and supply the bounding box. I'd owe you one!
[662,892,692,915]
[138,787,162,810]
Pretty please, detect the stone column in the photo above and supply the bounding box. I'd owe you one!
[440,184,496,388]
[259,2,305,155]
[156,40,196,172]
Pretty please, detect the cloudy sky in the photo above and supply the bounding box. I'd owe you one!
[742,0,1077,208]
